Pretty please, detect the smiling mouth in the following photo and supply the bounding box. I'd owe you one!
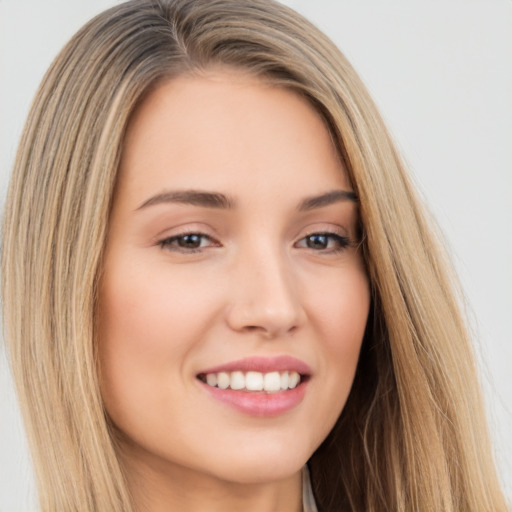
[197,370,308,393]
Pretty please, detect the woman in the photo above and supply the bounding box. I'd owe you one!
[1,0,507,510]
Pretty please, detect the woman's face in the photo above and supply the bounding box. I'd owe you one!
[98,70,370,486]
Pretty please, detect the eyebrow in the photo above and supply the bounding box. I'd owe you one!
[136,188,357,212]
[137,189,235,210]
[297,189,358,211]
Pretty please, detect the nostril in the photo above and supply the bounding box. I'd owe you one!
[238,323,299,339]
[225,288,305,337]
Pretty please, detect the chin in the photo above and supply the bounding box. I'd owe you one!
[199,439,313,485]
[209,460,305,485]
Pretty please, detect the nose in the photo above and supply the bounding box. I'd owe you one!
[225,245,305,339]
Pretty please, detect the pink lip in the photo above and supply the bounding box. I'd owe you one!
[198,355,312,375]
[200,383,308,417]
[197,356,311,417]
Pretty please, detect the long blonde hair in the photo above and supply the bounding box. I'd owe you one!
[1,0,507,510]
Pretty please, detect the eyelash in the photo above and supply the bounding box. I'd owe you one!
[158,231,352,254]
[295,232,351,253]
[159,232,219,253]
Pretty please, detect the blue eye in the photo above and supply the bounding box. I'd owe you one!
[159,233,216,252]
[296,233,350,252]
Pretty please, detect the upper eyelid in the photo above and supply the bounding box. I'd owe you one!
[296,224,350,240]
[153,224,218,243]
[300,227,345,236]
[162,231,213,240]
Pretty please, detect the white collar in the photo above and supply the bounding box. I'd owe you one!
[302,465,318,512]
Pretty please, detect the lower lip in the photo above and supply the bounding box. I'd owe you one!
[199,381,308,417]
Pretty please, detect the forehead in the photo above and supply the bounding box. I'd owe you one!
[116,70,350,207]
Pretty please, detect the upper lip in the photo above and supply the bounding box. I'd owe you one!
[198,355,312,376]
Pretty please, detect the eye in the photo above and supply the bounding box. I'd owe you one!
[159,233,218,252]
[295,232,351,253]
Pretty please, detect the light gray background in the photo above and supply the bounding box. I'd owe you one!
[1,1,511,510]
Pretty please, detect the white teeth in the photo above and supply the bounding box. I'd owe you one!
[245,371,263,391]
[217,372,230,390]
[206,373,217,387]
[230,371,245,390]
[289,371,300,389]
[202,370,302,392]
[280,371,289,390]
[263,371,281,392]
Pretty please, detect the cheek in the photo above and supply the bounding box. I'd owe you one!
[98,256,218,357]
[96,259,219,425]
[97,278,165,428]
[305,263,370,426]
[311,263,370,353]
[98,274,178,375]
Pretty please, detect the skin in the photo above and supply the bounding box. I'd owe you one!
[98,69,370,512]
